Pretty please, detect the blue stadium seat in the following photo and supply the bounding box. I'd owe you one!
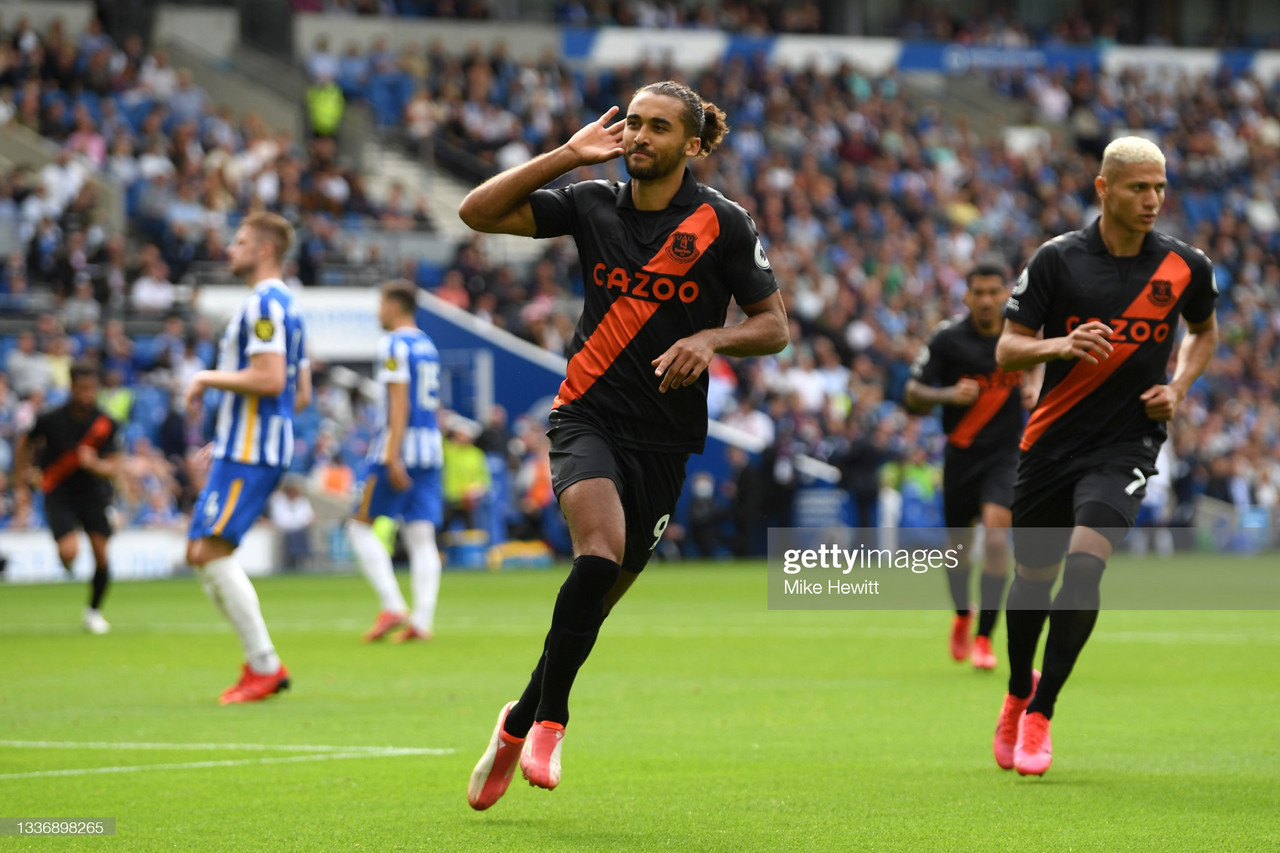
[485,453,510,546]
[124,179,146,218]
[367,71,414,128]
[120,98,156,134]
[74,92,102,123]
[414,260,445,290]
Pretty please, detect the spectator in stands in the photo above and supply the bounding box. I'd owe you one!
[61,273,101,328]
[135,487,181,528]
[148,313,187,372]
[687,472,727,558]
[97,367,133,424]
[404,86,445,156]
[0,371,17,466]
[475,405,511,457]
[169,69,208,122]
[378,181,418,231]
[312,426,356,497]
[835,418,894,529]
[509,428,553,542]
[139,47,178,99]
[2,482,41,530]
[441,419,490,532]
[306,35,340,82]
[726,446,765,556]
[65,104,107,167]
[50,229,90,301]
[130,256,176,316]
[1205,454,1254,511]
[45,335,74,397]
[6,331,51,398]
[26,216,63,283]
[268,474,315,570]
[100,319,136,383]
[306,72,345,139]
[295,215,331,286]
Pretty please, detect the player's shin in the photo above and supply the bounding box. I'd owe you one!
[403,521,441,632]
[1004,574,1054,698]
[504,643,548,740]
[346,518,408,614]
[946,562,971,616]
[1027,553,1105,719]
[977,572,1006,638]
[204,555,281,675]
[533,555,621,726]
[89,563,110,611]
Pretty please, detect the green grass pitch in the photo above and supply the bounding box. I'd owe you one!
[2,558,1278,851]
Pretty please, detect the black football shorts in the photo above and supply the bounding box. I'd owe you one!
[44,486,113,541]
[548,412,689,574]
[943,446,1018,528]
[1011,442,1158,568]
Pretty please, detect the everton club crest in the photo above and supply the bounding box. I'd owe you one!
[666,232,701,264]
[1148,279,1174,307]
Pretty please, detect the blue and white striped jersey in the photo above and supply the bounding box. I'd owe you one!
[368,326,443,471]
[211,278,308,469]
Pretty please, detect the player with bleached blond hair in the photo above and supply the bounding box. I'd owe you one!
[991,136,1218,775]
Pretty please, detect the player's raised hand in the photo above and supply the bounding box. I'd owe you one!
[1140,384,1181,421]
[652,331,716,393]
[566,106,626,165]
[949,377,981,406]
[1058,321,1114,364]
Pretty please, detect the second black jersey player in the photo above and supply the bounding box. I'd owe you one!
[907,261,1030,670]
[13,362,121,633]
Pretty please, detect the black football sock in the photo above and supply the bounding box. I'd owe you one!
[946,566,971,616]
[977,572,1007,638]
[89,563,110,611]
[502,643,546,740]
[1004,574,1054,698]
[1028,553,1105,720]
[526,555,620,728]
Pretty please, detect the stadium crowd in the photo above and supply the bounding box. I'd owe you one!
[310,29,1280,544]
[0,11,1278,557]
[295,0,1274,49]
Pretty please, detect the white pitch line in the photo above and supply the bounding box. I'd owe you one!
[0,620,369,635]
[0,747,450,781]
[0,740,447,753]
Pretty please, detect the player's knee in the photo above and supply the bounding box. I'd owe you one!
[576,535,623,564]
[569,517,625,565]
[1015,562,1060,583]
[982,504,1012,531]
[1056,552,1106,610]
[57,537,78,566]
[187,539,218,568]
[983,527,1010,558]
[1076,502,1131,549]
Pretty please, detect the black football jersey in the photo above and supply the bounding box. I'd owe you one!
[1005,219,1217,459]
[28,403,120,496]
[529,169,778,453]
[911,314,1024,452]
